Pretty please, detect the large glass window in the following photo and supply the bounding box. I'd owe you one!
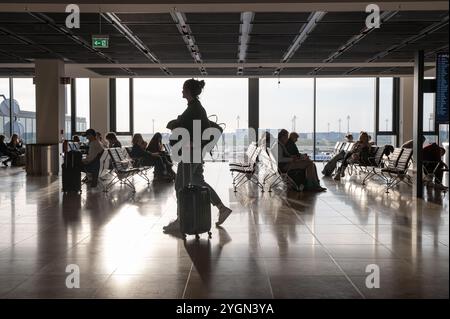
[133,78,247,160]
[75,78,90,132]
[65,83,72,139]
[423,92,435,133]
[198,78,248,160]
[12,78,36,144]
[439,124,449,146]
[134,78,185,145]
[0,78,10,137]
[260,78,314,157]
[316,78,375,156]
[116,78,131,132]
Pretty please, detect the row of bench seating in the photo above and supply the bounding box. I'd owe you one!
[229,142,304,193]
[96,147,155,193]
[229,141,416,194]
[326,141,414,193]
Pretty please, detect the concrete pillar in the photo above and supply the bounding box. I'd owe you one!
[413,50,425,198]
[248,78,259,144]
[90,78,110,136]
[35,59,65,144]
[399,77,414,145]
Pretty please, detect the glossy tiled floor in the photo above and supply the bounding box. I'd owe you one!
[0,163,448,299]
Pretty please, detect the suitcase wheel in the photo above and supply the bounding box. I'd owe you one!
[195,234,200,240]
[208,232,212,239]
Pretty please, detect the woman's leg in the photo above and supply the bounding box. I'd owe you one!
[289,159,316,180]
[161,156,175,176]
[148,155,166,176]
[174,162,221,206]
[192,163,222,206]
[334,151,353,180]
[289,160,325,191]
[322,151,345,176]
[195,163,233,224]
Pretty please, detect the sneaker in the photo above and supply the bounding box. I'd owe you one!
[434,183,448,191]
[163,219,180,232]
[216,206,232,226]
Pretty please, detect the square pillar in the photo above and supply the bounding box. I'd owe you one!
[413,51,425,198]
[90,78,110,136]
[248,78,259,144]
[399,77,414,145]
[35,59,65,144]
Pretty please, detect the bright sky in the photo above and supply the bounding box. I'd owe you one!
[2,76,436,136]
[132,77,377,135]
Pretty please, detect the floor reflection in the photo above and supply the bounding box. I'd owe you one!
[0,163,448,298]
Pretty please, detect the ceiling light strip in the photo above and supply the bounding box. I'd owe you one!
[274,11,326,76]
[237,11,254,75]
[171,9,206,76]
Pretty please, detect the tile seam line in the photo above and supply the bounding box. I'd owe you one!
[319,190,432,266]
[182,263,194,299]
[278,191,366,299]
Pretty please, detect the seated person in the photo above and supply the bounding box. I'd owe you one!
[322,134,354,176]
[423,142,448,190]
[81,129,105,187]
[147,132,175,178]
[105,132,122,148]
[272,129,326,192]
[7,134,25,166]
[286,132,301,157]
[96,132,109,148]
[334,131,370,180]
[0,134,17,167]
[8,134,25,155]
[72,135,88,154]
[130,133,168,180]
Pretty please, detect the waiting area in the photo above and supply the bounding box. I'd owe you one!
[0,0,449,300]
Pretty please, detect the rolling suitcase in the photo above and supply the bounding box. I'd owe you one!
[177,164,212,240]
[62,150,82,193]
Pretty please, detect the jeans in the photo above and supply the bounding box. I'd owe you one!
[322,150,345,176]
[81,160,100,181]
[175,162,222,207]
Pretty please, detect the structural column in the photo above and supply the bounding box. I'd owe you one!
[413,51,424,198]
[248,78,259,144]
[35,59,66,144]
[90,78,110,136]
[399,77,414,145]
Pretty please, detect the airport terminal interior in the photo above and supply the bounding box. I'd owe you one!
[0,0,449,299]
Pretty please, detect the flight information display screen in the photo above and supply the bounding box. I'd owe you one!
[436,53,449,124]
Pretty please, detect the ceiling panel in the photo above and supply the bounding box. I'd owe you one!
[0,10,447,76]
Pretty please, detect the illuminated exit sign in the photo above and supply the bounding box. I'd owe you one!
[92,35,109,48]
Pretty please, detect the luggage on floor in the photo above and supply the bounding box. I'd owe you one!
[64,150,82,169]
[177,164,212,239]
[62,151,82,193]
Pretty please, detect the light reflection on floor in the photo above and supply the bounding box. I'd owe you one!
[0,163,448,298]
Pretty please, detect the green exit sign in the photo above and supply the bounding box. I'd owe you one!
[92,35,109,48]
